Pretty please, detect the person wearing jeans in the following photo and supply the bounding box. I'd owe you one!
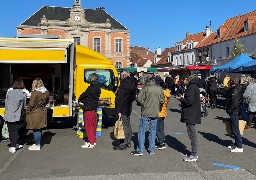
[137,117,158,154]
[226,77,243,153]
[177,74,201,162]
[26,78,49,151]
[131,73,164,156]
[230,114,243,149]
[33,130,42,146]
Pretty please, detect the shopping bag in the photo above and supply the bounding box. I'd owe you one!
[113,118,125,139]
[225,119,246,136]
[2,122,9,139]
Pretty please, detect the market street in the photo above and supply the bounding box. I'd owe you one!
[0,97,256,180]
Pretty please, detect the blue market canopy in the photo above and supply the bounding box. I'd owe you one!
[211,54,254,72]
[233,59,256,72]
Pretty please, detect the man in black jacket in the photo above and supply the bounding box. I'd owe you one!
[78,73,101,149]
[177,74,201,162]
[226,77,243,153]
[114,70,137,150]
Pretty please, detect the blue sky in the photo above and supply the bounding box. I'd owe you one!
[0,0,255,51]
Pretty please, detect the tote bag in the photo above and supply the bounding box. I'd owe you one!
[114,118,125,139]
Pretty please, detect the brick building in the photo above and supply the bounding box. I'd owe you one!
[16,0,131,68]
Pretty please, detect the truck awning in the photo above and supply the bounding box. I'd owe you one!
[0,38,73,63]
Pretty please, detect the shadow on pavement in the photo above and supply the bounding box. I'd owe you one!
[169,108,182,113]
[198,131,232,147]
[214,116,229,123]
[165,135,190,155]
[242,137,256,148]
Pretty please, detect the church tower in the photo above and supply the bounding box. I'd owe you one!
[69,0,86,23]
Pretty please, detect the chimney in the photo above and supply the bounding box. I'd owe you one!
[205,26,211,37]
[186,32,190,37]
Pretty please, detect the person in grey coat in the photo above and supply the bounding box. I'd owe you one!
[243,77,256,129]
[3,78,27,153]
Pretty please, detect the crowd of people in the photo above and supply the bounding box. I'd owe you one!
[0,70,254,163]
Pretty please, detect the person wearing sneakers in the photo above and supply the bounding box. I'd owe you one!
[114,70,137,150]
[26,78,49,151]
[130,73,164,156]
[3,78,27,153]
[78,73,101,149]
[176,74,201,162]
[155,82,171,150]
[226,77,243,153]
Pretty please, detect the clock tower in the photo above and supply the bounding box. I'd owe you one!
[74,0,81,6]
[68,0,86,23]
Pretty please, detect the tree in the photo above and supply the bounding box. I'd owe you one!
[230,38,246,58]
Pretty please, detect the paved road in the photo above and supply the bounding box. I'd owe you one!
[0,97,256,180]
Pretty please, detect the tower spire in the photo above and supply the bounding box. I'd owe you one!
[74,0,81,6]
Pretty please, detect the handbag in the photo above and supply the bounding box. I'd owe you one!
[225,119,246,136]
[2,122,9,139]
[113,117,125,139]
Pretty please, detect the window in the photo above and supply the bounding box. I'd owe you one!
[115,39,122,53]
[115,61,123,69]
[84,69,115,91]
[244,21,249,32]
[226,47,230,58]
[74,37,80,45]
[75,0,81,5]
[93,38,101,52]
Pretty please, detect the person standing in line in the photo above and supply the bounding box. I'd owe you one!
[3,78,27,153]
[131,73,164,156]
[223,74,230,98]
[240,75,249,128]
[26,78,49,151]
[114,70,137,150]
[226,77,243,152]
[78,73,101,148]
[207,73,218,108]
[155,82,171,150]
[243,77,256,130]
[176,74,201,162]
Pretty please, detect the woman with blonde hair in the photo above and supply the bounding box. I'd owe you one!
[26,78,49,150]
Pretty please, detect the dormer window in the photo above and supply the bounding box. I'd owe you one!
[244,21,249,32]
[217,29,221,38]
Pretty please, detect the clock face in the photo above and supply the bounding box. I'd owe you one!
[75,15,81,21]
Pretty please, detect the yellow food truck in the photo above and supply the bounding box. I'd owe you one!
[0,38,118,121]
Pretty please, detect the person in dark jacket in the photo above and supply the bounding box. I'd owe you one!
[78,73,101,148]
[226,77,243,153]
[154,73,163,86]
[177,74,201,162]
[114,70,137,150]
[165,75,174,93]
[207,73,218,108]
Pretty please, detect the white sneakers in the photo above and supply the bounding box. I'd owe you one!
[81,142,95,148]
[9,147,16,153]
[230,147,243,153]
[28,144,41,151]
[228,144,243,152]
[9,144,23,153]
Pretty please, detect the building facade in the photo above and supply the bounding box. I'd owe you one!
[16,0,131,68]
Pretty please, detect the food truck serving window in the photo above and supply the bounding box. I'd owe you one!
[84,69,115,91]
